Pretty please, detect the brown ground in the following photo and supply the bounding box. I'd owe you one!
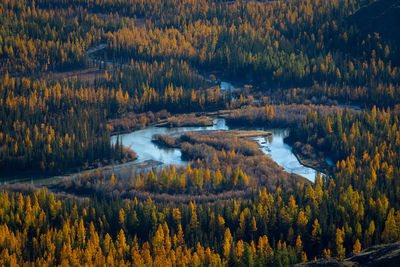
[296,241,400,267]
[156,114,214,127]
[43,67,107,83]
[228,130,271,138]
[134,18,146,28]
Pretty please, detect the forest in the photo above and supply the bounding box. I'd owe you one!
[1,0,400,265]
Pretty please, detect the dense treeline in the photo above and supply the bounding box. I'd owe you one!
[289,107,400,209]
[57,164,250,197]
[2,165,400,266]
[0,0,107,75]
[2,0,400,265]
[42,105,400,265]
[155,131,305,189]
[56,129,303,200]
[101,0,400,105]
[0,189,298,266]
[0,74,134,174]
[224,104,344,127]
[308,82,400,107]
[3,0,400,173]
[0,39,230,175]
[5,0,398,105]
[98,59,230,113]
[0,63,228,174]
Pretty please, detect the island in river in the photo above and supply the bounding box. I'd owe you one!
[113,118,322,182]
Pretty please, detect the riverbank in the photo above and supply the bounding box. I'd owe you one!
[292,150,332,175]
[3,110,334,187]
[109,111,224,136]
[47,127,310,203]
[0,158,162,186]
[151,129,309,187]
[152,129,272,150]
[285,138,334,175]
[0,146,136,184]
[156,114,214,127]
[24,117,320,185]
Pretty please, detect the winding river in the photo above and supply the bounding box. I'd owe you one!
[86,48,321,181]
[0,43,346,187]
[1,49,325,184]
[111,119,320,181]
[109,79,322,182]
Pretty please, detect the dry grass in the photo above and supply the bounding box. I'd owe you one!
[227,130,271,138]
[134,18,146,28]
[163,114,213,127]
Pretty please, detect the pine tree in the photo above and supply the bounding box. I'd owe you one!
[353,239,361,254]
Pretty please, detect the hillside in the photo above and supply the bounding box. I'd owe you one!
[348,0,400,46]
[296,241,400,266]
[1,0,400,265]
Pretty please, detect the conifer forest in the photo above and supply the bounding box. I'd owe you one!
[1,0,400,265]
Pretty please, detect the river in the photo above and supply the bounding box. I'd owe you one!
[111,119,320,181]
[0,48,326,185]
[1,118,320,185]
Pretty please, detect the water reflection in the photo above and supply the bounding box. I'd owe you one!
[112,120,319,181]
[2,119,320,185]
[111,119,229,166]
[220,81,235,91]
[253,129,318,182]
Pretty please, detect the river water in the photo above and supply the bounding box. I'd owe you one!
[86,50,319,180]
[112,119,228,166]
[111,119,319,181]
[253,131,318,181]
[2,115,319,186]
[1,56,323,184]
